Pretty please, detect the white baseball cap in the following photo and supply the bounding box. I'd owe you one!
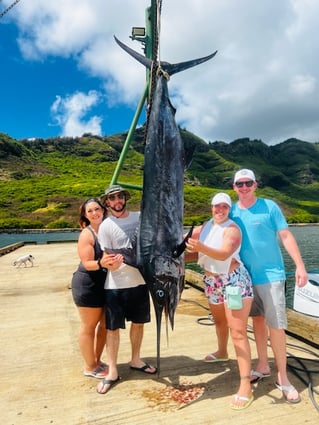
[234,169,256,183]
[211,193,232,207]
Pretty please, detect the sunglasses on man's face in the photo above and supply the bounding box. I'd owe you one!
[107,193,125,201]
[234,180,255,188]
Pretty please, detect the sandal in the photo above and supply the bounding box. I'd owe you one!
[230,394,254,410]
[96,376,121,394]
[250,369,271,383]
[204,353,229,363]
[83,365,107,379]
[275,382,301,403]
[130,363,157,374]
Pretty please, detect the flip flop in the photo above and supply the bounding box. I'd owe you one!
[275,382,301,403]
[130,363,157,374]
[204,353,229,363]
[96,376,121,394]
[230,394,254,410]
[250,369,271,383]
[83,365,108,379]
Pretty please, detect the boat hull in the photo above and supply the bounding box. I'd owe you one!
[292,273,319,318]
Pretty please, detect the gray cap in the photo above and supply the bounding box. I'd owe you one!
[100,184,131,203]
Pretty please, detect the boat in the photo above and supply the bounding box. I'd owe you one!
[293,273,319,318]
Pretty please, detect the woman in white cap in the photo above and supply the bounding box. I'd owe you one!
[186,192,254,410]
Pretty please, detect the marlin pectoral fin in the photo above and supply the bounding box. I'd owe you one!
[172,224,195,258]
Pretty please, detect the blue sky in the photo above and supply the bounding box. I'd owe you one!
[1,0,319,144]
[0,16,141,140]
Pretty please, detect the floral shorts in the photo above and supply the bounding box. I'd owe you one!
[203,265,253,305]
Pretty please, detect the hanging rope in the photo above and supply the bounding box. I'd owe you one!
[154,0,161,63]
[144,0,162,142]
[0,0,21,19]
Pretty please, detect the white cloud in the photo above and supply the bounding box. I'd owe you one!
[290,74,316,96]
[4,0,319,143]
[50,91,102,137]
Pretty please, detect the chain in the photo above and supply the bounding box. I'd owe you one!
[0,0,22,19]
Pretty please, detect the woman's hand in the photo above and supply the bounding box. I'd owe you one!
[101,253,123,270]
[186,237,201,253]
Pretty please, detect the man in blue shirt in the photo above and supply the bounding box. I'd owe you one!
[231,169,308,403]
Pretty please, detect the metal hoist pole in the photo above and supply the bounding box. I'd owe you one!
[110,2,158,189]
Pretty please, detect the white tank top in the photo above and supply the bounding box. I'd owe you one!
[198,218,241,274]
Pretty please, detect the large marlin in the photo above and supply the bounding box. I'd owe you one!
[114,36,217,374]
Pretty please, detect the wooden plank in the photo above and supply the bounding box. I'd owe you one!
[185,269,319,348]
[185,269,204,291]
[286,309,319,346]
[0,241,24,256]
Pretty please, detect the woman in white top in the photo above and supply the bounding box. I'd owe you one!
[186,193,254,410]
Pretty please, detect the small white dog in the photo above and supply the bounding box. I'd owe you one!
[13,254,35,268]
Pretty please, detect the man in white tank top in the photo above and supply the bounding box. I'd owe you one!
[97,185,156,394]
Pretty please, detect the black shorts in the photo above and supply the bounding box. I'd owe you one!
[105,285,151,330]
[71,270,106,308]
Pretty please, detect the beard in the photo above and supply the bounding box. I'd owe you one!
[109,201,126,214]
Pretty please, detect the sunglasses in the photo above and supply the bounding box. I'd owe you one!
[234,180,255,188]
[107,193,125,201]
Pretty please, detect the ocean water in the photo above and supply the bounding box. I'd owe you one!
[282,226,319,308]
[1,226,318,308]
[1,226,318,270]
[0,230,80,248]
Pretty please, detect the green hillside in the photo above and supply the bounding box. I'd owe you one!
[1,129,319,229]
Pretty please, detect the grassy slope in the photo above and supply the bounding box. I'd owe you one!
[1,131,319,229]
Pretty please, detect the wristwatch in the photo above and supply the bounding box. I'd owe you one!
[97,258,107,272]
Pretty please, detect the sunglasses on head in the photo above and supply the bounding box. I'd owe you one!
[234,180,255,188]
[107,193,125,201]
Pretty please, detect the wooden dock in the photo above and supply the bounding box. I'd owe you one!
[185,269,319,347]
[0,243,318,425]
[0,241,24,256]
